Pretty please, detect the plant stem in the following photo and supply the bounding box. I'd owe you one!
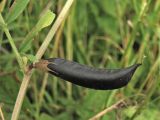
[11,71,32,120]
[35,0,74,59]
[89,99,126,120]
[0,14,24,71]
[0,104,5,120]
[11,0,74,120]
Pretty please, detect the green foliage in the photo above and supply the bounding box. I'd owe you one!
[0,0,159,120]
[39,113,53,120]
[20,10,55,53]
[6,0,30,24]
[36,10,55,30]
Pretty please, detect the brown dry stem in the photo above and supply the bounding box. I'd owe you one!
[89,99,129,120]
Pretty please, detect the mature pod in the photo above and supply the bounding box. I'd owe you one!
[34,58,141,90]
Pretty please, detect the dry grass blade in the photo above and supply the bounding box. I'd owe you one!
[0,104,5,120]
[11,72,32,120]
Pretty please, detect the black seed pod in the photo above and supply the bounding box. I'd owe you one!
[34,58,141,90]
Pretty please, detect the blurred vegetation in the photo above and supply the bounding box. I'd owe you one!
[0,0,159,120]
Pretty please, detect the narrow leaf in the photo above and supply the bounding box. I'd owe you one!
[6,0,29,24]
[20,10,55,52]
[39,113,53,120]
[36,10,55,31]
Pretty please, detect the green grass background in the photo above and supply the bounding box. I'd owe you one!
[0,0,159,120]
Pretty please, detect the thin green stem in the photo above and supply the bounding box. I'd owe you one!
[0,14,24,71]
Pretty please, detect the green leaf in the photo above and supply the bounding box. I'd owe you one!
[123,106,137,117]
[6,0,30,24]
[22,54,37,62]
[39,113,53,120]
[36,10,55,31]
[134,108,159,120]
[19,10,55,53]
[77,90,108,119]
[0,76,31,119]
